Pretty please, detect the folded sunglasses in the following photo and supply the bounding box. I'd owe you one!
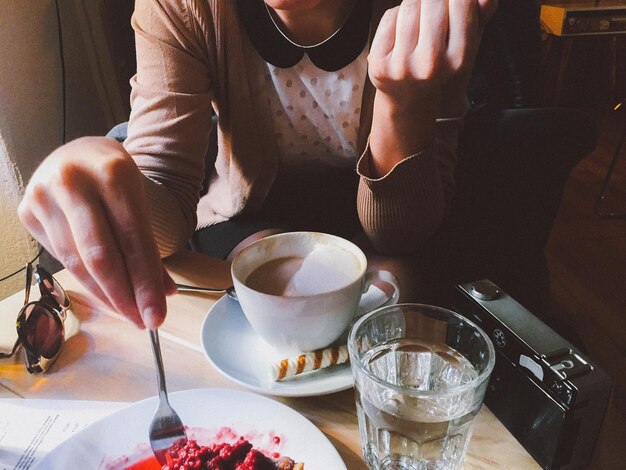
[0,263,70,373]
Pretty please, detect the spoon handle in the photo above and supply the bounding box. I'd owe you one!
[175,283,226,294]
[148,329,169,402]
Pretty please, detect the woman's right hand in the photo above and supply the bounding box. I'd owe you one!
[18,136,176,329]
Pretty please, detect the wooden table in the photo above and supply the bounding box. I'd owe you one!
[0,250,540,469]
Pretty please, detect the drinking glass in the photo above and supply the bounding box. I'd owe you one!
[348,303,495,470]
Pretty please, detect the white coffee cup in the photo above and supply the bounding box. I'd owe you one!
[231,231,400,355]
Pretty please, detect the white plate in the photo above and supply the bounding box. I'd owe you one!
[35,388,346,469]
[200,286,387,398]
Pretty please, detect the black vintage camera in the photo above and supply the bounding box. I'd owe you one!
[447,280,612,470]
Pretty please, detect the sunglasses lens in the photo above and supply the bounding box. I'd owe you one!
[18,304,64,359]
[36,266,70,309]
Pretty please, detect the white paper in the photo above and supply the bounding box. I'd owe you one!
[0,398,128,470]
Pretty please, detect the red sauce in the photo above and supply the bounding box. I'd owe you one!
[124,455,161,470]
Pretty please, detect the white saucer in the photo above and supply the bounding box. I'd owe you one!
[200,286,388,397]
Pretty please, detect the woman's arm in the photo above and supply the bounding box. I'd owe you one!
[358,0,497,254]
[126,0,216,255]
[18,0,215,329]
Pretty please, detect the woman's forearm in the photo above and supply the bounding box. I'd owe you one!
[368,90,437,177]
[141,175,198,258]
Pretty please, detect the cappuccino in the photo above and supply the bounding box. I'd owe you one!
[245,245,360,297]
[231,231,400,353]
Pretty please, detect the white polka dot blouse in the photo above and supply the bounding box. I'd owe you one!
[251,44,368,171]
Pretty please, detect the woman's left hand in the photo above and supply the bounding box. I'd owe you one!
[366,0,498,175]
[369,0,498,116]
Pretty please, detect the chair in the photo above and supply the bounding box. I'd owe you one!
[424,0,599,333]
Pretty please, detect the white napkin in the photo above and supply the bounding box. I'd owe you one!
[0,398,127,470]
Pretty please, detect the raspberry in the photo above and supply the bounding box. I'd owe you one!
[235,449,273,470]
[152,437,297,470]
[207,455,228,470]
[227,438,253,464]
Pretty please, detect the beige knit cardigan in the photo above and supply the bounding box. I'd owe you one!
[124,0,461,256]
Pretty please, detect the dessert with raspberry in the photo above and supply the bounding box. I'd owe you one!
[161,438,303,470]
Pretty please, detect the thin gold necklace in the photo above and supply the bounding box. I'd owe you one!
[263,1,357,49]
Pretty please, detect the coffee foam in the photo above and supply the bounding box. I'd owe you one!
[286,244,361,296]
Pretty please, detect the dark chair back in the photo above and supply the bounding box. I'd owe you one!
[468,0,543,109]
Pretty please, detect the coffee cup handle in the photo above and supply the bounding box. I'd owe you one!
[362,270,401,310]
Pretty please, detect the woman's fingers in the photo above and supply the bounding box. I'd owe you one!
[414,0,449,75]
[162,266,178,297]
[57,178,144,326]
[393,0,421,60]
[20,189,115,312]
[370,6,399,61]
[372,0,498,82]
[100,167,167,329]
[18,137,168,329]
[447,0,480,71]
[371,0,451,87]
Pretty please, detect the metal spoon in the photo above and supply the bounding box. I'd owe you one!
[175,283,238,301]
[147,328,187,464]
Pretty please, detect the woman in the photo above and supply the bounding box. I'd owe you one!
[18,0,497,329]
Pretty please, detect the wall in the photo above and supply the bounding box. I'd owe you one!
[0,0,134,298]
[0,1,63,298]
[0,140,40,297]
[57,0,134,140]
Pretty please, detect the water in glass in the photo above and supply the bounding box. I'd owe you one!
[355,338,480,470]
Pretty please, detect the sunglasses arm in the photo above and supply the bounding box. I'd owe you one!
[0,339,21,359]
[24,262,33,306]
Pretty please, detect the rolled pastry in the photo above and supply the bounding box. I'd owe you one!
[270,345,349,381]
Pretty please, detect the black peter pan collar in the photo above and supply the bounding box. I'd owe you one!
[236,0,373,72]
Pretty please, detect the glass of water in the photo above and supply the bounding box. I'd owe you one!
[348,303,495,470]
